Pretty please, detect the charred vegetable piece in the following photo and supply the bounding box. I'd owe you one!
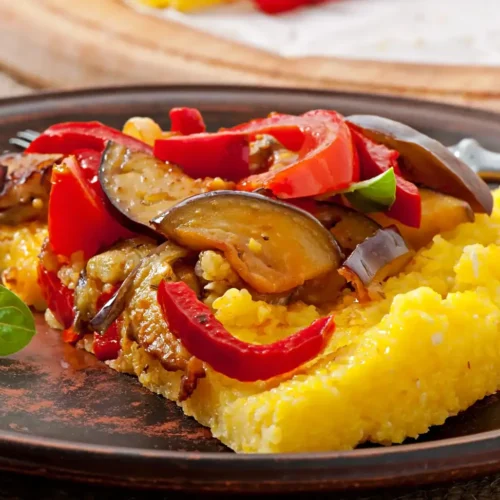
[339,227,413,299]
[370,188,475,249]
[294,270,346,308]
[157,280,336,382]
[307,202,382,255]
[152,191,343,294]
[0,153,62,224]
[92,286,122,362]
[90,241,188,334]
[99,142,209,235]
[347,115,493,215]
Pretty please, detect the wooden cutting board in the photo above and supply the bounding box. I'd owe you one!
[2,0,500,110]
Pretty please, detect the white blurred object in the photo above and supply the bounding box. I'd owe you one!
[128,0,500,65]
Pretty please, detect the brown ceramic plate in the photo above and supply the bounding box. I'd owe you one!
[2,86,500,493]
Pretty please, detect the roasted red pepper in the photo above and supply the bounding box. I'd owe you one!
[169,107,206,135]
[237,110,359,198]
[93,286,121,362]
[25,121,153,156]
[349,128,421,228]
[157,281,335,381]
[254,0,328,14]
[37,263,75,330]
[27,122,149,259]
[154,132,250,181]
[48,156,134,259]
[226,114,305,151]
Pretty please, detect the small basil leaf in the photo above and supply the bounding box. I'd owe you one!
[343,168,396,213]
[0,286,36,356]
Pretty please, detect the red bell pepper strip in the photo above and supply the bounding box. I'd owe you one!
[157,281,335,382]
[237,110,359,198]
[48,156,134,259]
[253,0,328,14]
[349,128,421,228]
[25,121,153,156]
[37,263,75,330]
[169,108,206,135]
[154,132,250,182]
[93,286,121,362]
[226,114,305,151]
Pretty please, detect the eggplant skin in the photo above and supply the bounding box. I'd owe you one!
[347,115,493,215]
[342,226,413,287]
[99,142,207,238]
[152,190,343,294]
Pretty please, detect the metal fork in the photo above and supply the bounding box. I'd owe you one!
[8,129,500,182]
[8,129,40,150]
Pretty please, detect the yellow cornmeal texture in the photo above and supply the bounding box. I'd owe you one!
[112,190,500,453]
[0,223,47,310]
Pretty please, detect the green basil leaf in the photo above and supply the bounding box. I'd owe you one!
[343,168,397,213]
[0,286,36,356]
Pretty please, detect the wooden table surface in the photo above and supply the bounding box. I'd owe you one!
[1,71,500,499]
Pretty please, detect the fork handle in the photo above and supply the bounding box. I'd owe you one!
[450,139,500,181]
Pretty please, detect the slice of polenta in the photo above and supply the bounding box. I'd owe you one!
[0,222,47,310]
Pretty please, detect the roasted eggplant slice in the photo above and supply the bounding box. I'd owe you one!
[0,152,62,224]
[339,226,413,301]
[90,241,187,334]
[294,270,346,307]
[152,191,343,294]
[312,203,382,254]
[99,142,211,235]
[370,188,474,249]
[346,115,493,215]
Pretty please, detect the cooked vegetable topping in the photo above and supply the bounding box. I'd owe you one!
[236,110,359,198]
[90,242,188,335]
[336,168,397,213]
[152,191,342,294]
[18,108,493,390]
[99,142,210,235]
[49,155,135,259]
[347,115,493,215]
[169,107,206,135]
[154,131,250,181]
[0,153,62,225]
[157,280,335,381]
[37,262,75,330]
[0,286,36,356]
[26,121,153,156]
[311,203,382,255]
[339,226,413,301]
[122,117,164,146]
[348,127,422,227]
[92,285,122,361]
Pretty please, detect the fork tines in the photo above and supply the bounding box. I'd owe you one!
[8,129,40,150]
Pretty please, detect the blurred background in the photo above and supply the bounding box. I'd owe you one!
[1,0,500,109]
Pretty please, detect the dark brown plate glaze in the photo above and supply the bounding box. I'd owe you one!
[2,86,500,493]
